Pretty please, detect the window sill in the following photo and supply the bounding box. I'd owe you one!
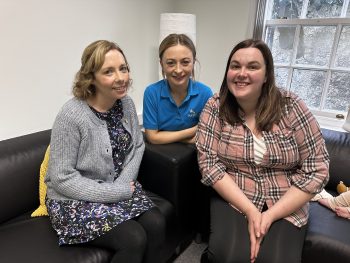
[315,115,348,133]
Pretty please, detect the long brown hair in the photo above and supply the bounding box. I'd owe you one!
[72,40,130,100]
[219,39,285,131]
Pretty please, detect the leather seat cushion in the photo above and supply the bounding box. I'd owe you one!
[0,217,112,263]
[303,202,350,263]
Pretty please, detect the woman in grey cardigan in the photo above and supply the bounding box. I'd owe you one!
[45,40,165,263]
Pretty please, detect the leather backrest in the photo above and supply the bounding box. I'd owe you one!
[321,128,350,191]
[0,130,51,224]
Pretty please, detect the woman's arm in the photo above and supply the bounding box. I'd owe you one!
[288,93,330,195]
[259,94,329,240]
[145,125,197,144]
[260,186,314,235]
[212,174,257,215]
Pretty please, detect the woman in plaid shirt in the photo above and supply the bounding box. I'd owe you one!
[196,39,329,263]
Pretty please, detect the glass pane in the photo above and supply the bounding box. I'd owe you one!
[347,3,350,17]
[335,26,350,68]
[306,0,343,18]
[270,0,303,19]
[265,26,295,64]
[275,67,289,89]
[324,71,350,111]
[295,26,336,66]
[290,69,326,109]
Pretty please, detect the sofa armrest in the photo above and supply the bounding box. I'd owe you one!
[0,130,51,224]
[138,142,200,227]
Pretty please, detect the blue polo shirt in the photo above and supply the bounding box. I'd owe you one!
[143,79,213,131]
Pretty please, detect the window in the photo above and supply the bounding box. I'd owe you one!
[258,0,350,120]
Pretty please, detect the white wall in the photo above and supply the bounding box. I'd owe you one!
[0,0,256,141]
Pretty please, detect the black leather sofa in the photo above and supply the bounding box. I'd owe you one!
[0,129,198,263]
[1,128,349,263]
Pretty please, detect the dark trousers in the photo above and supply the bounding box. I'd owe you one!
[89,207,165,263]
[204,194,307,263]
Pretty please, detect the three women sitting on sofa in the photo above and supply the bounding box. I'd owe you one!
[46,36,331,263]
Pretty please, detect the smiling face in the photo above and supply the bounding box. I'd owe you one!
[226,47,266,106]
[92,49,130,105]
[160,44,194,90]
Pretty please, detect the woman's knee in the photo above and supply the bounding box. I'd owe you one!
[256,220,306,263]
[138,207,166,239]
[122,221,147,252]
[208,195,251,263]
[93,220,147,253]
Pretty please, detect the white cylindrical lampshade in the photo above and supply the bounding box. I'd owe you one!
[159,13,196,45]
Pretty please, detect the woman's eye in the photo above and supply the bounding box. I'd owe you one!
[181,60,191,66]
[248,65,259,70]
[105,69,113,75]
[120,66,128,72]
[230,64,240,70]
[166,61,175,67]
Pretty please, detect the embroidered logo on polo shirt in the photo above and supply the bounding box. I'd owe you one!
[188,109,197,118]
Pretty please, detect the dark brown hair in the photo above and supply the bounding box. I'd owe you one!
[72,40,130,100]
[219,39,284,131]
[159,33,196,79]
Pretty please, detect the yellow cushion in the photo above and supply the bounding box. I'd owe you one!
[31,145,50,217]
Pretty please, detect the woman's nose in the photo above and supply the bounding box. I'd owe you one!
[175,63,183,73]
[115,71,125,83]
[238,67,247,78]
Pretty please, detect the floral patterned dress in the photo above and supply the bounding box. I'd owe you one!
[46,99,154,245]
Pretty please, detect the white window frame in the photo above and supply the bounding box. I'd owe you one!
[256,0,350,131]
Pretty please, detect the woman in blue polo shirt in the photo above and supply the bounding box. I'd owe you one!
[143,33,213,144]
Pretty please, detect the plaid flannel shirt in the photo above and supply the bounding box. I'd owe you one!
[196,91,329,227]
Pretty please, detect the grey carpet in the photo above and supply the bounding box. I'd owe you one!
[172,241,207,263]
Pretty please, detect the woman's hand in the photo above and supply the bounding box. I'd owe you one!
[260,210,274,236]
[130,181,135,193]
[246,208,277,262]
[245,207,264,262]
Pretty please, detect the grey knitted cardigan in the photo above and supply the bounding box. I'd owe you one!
[45,95,145,203]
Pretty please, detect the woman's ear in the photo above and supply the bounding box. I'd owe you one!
[159,60,165,79]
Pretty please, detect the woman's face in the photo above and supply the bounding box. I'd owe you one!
[93,49,129,102]
[160,44,194,90]
[226,47,266,105]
